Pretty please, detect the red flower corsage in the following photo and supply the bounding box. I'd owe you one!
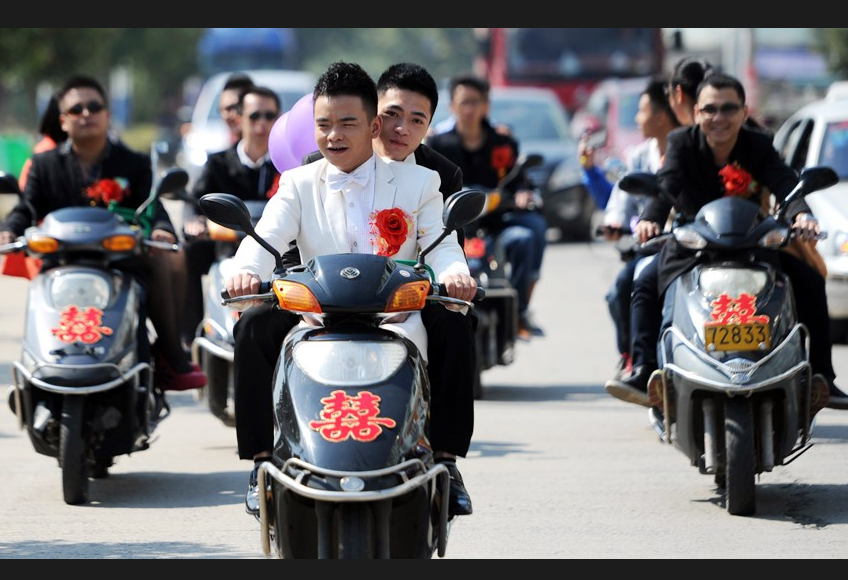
[719,162,760,198]
[370,207,413,257]
[266,173,281,199]
[491,145,515,181]
[85,177,129,205]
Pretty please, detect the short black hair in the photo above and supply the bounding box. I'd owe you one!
[313,61,377,120]
[643,76,679,127]
[223,72,254,92]
[376,62,439,118]
[57,74,108,106]
[239,85,281,112]
[696,72,746,105]
[448,74,490,102]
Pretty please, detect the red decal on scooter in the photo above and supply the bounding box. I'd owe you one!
[706,293,769,326]
[309,390,397,443]
[51,306,113,344]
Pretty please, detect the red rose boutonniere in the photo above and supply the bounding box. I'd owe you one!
[370,207,413,257]
[491,144,515,181]
[266,173,281,199]
[719,162,760,198]
[85,177,129,206]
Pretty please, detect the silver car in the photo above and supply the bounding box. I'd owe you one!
[431,86,592,241]
[773,84,848,341]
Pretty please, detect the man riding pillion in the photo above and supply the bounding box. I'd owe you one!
[223,62,477,519]
[604,72,848,412]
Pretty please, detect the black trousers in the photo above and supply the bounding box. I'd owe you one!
[628,251,836,381]
[233,302,477,460]
[181,239,218,341]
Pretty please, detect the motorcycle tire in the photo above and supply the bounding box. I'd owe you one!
[338,503,372,558]
[60,396,89,505]
[724,397,756,516]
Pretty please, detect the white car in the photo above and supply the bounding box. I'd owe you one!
[178,69,315,186]
[773,85,848,340]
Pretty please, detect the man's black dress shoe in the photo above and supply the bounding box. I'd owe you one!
[604,365,652,407]
[826,379,848,410]
[438,460,473,516]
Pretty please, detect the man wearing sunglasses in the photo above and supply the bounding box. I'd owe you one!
[605,72,848,411]
[219,72,255,144]
[0,74,206,392]
[181,85,281,351]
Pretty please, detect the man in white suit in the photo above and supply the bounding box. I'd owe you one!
[224,62,477,517]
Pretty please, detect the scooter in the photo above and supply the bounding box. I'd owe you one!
[0,167,188,505]
[619,166,838,516]
[199,187,486,559]
[189,199,268,426]
[464,153,543,399]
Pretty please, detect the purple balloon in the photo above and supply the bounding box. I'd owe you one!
[284,92,318,164]
[269,112,300,173]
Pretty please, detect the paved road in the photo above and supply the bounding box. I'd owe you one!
[2,241,848,558]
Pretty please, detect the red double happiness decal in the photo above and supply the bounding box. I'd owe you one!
[309,390,396,443]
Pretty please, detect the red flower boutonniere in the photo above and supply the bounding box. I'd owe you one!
[719,162,760,198]
[491,145,515,181]
[370,207,413,257]
[85,177,129,205]
[266,173,281,199]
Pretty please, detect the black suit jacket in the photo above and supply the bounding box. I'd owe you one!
[283,145,465,268]
[184,144,279,221]
[2,139,174,237]
[649,124,808,293]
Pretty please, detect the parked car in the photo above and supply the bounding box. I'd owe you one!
[432,86,593,241]
[177,69,315,187]
[772,87,848,341]
[569,76,650,167]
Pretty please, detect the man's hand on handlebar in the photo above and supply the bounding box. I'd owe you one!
[225,271,262,298]
[792,213,821,243]
[634,219,661,244]
[440,273,478,303]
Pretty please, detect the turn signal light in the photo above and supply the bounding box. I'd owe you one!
[27,235,60,253]
[484,191,502,214]
[386,281,430,312]
[103,234,137,252]
[272,280,322,313]
[207,221,239,242]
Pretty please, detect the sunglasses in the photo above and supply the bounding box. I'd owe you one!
[64,100,107,116]
[248,111,279,122]
[698,103,743,117]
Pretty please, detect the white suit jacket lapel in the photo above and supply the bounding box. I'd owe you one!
[373,157,398,212]
[319,162,350,253]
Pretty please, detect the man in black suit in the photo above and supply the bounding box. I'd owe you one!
[287,63,476,517]
[0,74,205,392]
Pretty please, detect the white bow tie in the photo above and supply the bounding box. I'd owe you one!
[327,166,369,190]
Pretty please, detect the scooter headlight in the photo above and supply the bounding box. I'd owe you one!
[293,341,407,386]
[49,271,111,309]
[699,268,767,299]
[674,225,707,250]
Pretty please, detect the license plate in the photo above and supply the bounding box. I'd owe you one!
[704,323,770,351]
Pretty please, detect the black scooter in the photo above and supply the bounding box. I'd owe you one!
[619,166,838,516]
[464,153,543,399]
[0,167,187,505]
[199,188,485,558]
